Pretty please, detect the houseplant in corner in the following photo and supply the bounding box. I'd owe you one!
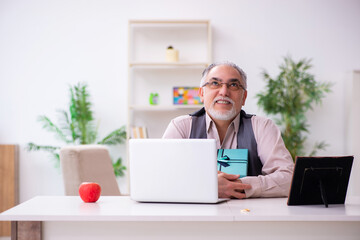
[27,82,126,177]
[256,56,332,161]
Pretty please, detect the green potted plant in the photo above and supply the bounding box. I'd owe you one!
[27,82,126,177]
[256,56,332,161]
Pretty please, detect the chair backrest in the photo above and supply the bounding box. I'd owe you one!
[60,145,121,196]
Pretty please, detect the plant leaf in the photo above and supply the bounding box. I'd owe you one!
[112,157,127,177]
[70,83,96,144]
[37,116,70,144]
[27,142,60,152]
[98,126,127,145]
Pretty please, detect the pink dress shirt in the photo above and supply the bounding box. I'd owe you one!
[162,112,294,198]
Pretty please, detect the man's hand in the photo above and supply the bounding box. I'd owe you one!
[218,171,251,199]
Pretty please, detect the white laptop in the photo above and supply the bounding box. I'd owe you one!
[129,139,226,203]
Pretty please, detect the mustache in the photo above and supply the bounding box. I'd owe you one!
[212,96,234,105]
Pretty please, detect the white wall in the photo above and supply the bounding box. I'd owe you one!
[346,71,360,199]
[1,0,359,202]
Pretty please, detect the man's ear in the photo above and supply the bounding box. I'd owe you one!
[242,90,248,106]
[199,87,204,103]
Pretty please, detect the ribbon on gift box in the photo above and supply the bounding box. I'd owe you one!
[217,155,230,168]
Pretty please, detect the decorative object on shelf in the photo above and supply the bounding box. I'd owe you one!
[131,126,148,139]
[149,92,159,105]
[256,56,332,161]
[166,45,179,62]
[173,87,202,105]
[26,82,127,177]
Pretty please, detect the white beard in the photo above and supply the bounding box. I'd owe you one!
[207,96,238,121]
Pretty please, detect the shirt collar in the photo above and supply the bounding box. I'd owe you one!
[205,111,241,134]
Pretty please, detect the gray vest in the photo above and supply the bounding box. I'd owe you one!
[189,108,263,176]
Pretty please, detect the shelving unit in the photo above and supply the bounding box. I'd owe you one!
[127,20,212,139]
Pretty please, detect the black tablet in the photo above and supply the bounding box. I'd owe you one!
[287,156,354,207]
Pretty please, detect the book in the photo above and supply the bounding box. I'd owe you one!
[131,126,148,139]
[173,87,202,105]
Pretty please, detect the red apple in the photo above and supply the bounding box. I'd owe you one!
[79,182,101,203]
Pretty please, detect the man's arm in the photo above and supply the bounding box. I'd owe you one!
[241,116,294,198]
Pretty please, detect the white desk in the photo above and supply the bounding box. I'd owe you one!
[1,196,360,240]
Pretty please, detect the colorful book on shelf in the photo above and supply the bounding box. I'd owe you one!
[131,126,148,139]
[173,87,202,105]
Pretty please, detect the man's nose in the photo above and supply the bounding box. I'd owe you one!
[218,83,229,96]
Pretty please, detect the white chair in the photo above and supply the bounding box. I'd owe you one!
[60,145,121,196]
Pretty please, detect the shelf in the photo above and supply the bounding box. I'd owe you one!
[129,62,209,68]
[129,20,210,25]
[130,105,203,111]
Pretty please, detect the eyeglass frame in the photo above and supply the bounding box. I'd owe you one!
[201,78,246,91]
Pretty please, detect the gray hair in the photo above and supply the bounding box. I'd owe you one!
[200,61,247,89]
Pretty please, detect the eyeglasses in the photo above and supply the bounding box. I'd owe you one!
[202,79,246,91]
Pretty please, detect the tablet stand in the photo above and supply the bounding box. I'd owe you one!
[305,166,347,207]
[311,167,329,208]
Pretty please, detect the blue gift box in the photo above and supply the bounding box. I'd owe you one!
[217,149,248,178]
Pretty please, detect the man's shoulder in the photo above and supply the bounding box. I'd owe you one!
[251,114,277,128]
[172,114,192,124]
[170,114,193,131]
[251,114,271,121]
[163,114,192,139]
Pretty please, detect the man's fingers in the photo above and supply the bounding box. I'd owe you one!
[231,191,247,199]
[230,181,251,190]
[241,183,252,190]
[218,171,240,180]
[232,179,251,189]
[217,172,252,199]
